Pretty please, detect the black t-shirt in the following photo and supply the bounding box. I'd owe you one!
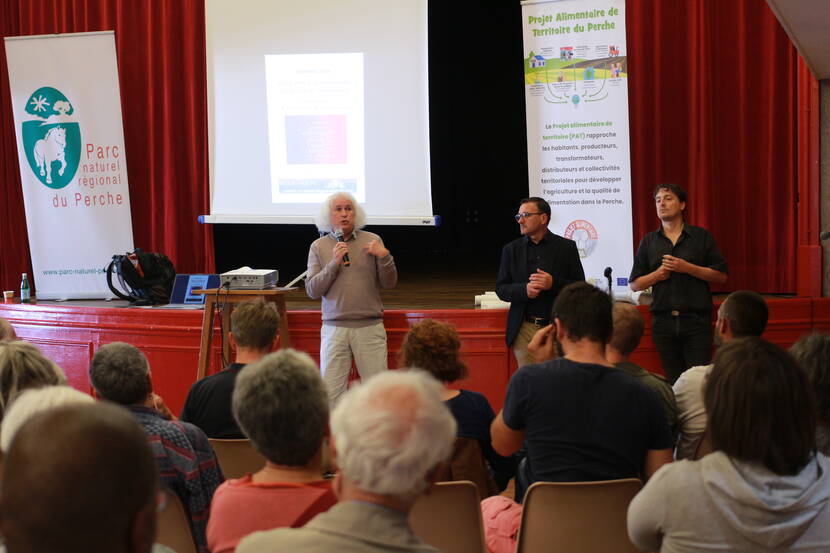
[180,363,246,439]
[502,358,673,484]
[629,224,728,315]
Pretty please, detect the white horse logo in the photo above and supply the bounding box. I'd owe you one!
[33,126,67,184]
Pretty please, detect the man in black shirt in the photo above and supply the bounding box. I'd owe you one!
[180,298,280,437]
[496,197,584,367]
[629,183,728,384]
[491,282,673,502]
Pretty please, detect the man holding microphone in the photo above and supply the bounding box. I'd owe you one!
[306,192,397,404]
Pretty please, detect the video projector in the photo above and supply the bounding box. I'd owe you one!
[220,267,278,290]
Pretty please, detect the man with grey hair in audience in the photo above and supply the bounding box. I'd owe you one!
[306,191,398,405]
[207,349,336,553]
[90,342,223,552]
[0,402,160,553]
[237,370,456,553]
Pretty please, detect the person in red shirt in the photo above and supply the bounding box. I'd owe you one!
[207,349,336,553]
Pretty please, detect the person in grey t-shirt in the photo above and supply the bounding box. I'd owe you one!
[306,192,397,405]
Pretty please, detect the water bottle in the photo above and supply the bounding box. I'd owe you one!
[20,273,30,303]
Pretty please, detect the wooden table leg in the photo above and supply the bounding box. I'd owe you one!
[221,301,231,366]
[274,295,290,348]
[197,297,215,380]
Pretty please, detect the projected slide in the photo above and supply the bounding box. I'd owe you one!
[265,53,365,203]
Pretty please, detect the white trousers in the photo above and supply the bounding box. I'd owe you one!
[320,321,388,405]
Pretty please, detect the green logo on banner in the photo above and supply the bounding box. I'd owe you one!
[21,87,81,189]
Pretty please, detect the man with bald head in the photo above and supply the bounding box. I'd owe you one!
[0,402,158,553]
[238,370,457,553]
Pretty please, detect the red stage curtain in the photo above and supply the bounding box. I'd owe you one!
[0,1,31,291]
[0,0,214,293]
[627,0,814,293]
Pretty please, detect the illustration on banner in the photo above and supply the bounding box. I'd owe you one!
[524,44,627,107]
[21,87,81,189]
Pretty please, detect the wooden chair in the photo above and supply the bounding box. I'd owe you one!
[516,478,644,553]
[409,480,487,553]
[209,438,266,479]
[156,489,197,553]
[440,437,500,498]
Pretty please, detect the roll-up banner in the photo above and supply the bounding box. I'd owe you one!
[521,0,633,293]
[5,31,134,299]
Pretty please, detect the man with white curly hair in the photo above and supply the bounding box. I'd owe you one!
[306,192,398,405]
[237,370,456,553]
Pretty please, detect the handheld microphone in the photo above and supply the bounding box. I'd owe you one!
[334,230,351,267]
[604,266,613,297]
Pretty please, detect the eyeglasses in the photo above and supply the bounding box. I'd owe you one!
[514,212,542,222]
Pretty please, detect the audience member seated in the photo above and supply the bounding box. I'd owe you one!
[606,303,677,432]
[237,370,457,553]
[207,349,336,553]
[0,402,162,553]
[90,342,223,552]
[673,290,767,459]
[0,340,66,422]
[0,317,16,341]
[790,332,830,456]
[628,337,830,552]
[491,282,673,502]
[1,386,93,453]
[181,298,280,438]
[399,318,515,495]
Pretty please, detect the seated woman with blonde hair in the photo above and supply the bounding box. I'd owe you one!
[0,317,16,342]
[399,319,515,496]
[0,340,66,422]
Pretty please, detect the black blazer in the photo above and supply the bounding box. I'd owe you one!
[496,232,585,347]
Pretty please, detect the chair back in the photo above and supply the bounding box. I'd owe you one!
[410,480,487,553]
[516,478,644,553]
[209,438,266,479]
[693,432,714,460]
[441,437,500,498]
[156,489,197,553]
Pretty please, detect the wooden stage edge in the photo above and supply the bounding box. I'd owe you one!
[2,296,830,415]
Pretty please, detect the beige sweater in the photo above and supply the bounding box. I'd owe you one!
[305,230,397,327]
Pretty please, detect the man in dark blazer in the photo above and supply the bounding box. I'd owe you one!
[496,197,585,366]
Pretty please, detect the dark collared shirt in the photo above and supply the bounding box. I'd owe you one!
[525,234,554,320]
[127,404,224,553]
[629,224,728,315]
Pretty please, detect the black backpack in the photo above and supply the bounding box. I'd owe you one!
[106,249,176,305]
